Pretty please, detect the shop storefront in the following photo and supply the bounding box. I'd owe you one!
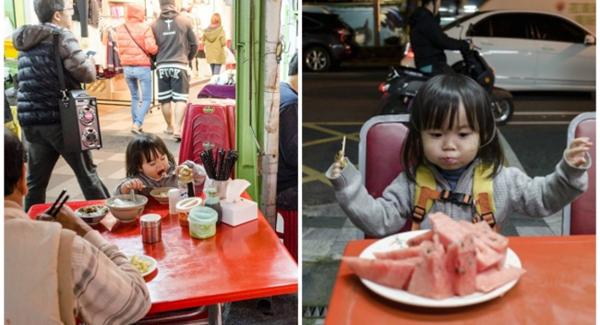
[4,0,236,106]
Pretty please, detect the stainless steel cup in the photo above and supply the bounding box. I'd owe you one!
[140,214,162,244]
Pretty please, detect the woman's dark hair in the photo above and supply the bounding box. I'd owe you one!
[5,130,27,196]
[403,74,504,181]
[125,133,175,177]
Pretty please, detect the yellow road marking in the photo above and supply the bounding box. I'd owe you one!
[303,132,359,147]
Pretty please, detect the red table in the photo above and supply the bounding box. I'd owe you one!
[28,199,298,315]
[326,235,595,324]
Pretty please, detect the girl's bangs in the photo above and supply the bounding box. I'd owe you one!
[419,93,477,131]
[141,143,164,163]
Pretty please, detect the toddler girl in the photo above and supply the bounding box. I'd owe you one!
[114,133,206,195]
[327,74,591,237]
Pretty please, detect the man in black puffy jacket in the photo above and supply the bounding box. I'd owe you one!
[12,0,108,210]
[409,0,470,75]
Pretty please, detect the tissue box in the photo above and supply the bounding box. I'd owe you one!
[221,198,258,226]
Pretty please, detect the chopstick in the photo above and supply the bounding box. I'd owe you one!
[47,190,66,216]
[52,195,69,218]
[47,190,69,218]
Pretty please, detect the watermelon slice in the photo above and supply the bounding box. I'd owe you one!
[473,221,509,253]
[473,237,504,271]
[407,238,454,299]
[374,240,433,260]
[445,234,477,296]
[407,230,433,247]
[476,266,526,293]
[430,212,469,246]
[344,256,420,290]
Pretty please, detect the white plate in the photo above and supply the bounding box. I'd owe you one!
[358,230,522,308]
[129,254,157,277]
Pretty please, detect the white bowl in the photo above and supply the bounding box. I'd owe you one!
[149,187,175,205]
[106,194,148,223]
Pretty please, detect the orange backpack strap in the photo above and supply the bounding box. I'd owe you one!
[412,165,440,230]
[471,164,497,229]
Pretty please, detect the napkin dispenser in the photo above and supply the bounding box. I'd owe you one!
[220,179,257,226]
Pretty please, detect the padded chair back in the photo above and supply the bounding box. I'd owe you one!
[563,112,595,235]
[178,102,234,165]
[359,115,411,233]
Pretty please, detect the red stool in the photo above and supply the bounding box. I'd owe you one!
[179,102,232,165]
[276,209,298,262]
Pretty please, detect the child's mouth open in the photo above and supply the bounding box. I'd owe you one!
[157,169,166,178]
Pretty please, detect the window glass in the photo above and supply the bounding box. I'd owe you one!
[303,16,321,31]
[532,14,586,43]
[469,13,530,39]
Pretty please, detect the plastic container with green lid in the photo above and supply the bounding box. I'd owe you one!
[188,206,218,239]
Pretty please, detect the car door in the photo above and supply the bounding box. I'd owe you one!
[465,13,537,90]
[530,14,595,91]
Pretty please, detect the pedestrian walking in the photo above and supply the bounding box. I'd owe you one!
[115,3,158,134]
[202,13,226,76]
[12,0,109,210]
[151,0,198,141]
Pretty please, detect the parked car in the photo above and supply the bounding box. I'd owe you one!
[303,12,356,72]
[401,10,595,92]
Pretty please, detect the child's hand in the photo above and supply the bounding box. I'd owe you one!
[331,160,344,178]
[565,137,593,167]
[122,178,145,194]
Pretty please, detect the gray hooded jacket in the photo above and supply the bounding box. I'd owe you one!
[151,4,198,69]
[326,156,589,238]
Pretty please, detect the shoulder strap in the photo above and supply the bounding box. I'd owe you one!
[124,24,151,58]
[411,165,440,231]
[57,229,77,325]
[53,32,67,99]
[472,164,497,228]
[412,164,494,230]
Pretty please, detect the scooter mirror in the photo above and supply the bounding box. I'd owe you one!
[584,34,595,46]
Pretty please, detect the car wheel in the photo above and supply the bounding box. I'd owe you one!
[304,46,331,72]
[490,94,514,126]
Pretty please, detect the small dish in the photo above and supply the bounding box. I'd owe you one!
[75,204,109,225]
[149,187,175,205]
[129,254,157,277]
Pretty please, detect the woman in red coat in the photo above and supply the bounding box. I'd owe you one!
[115,3,158,134]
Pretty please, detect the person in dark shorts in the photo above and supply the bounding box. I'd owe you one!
[151,0,198,141]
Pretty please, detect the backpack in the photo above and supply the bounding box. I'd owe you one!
[411,164,497,231]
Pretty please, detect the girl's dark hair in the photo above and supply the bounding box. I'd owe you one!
[5,130,27,196]
[403,74,504,181]
[125,133,175,177]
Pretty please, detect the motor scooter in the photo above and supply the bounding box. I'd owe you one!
[378,48,514,125]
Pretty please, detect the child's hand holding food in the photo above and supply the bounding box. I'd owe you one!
[565,137,593,167]
[331,136,347,178]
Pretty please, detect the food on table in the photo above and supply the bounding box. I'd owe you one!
[345,212,525,299]
[344,256,420,290]
[110,198,139,208]
[130,255,151,274]
[76,205,108,218]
